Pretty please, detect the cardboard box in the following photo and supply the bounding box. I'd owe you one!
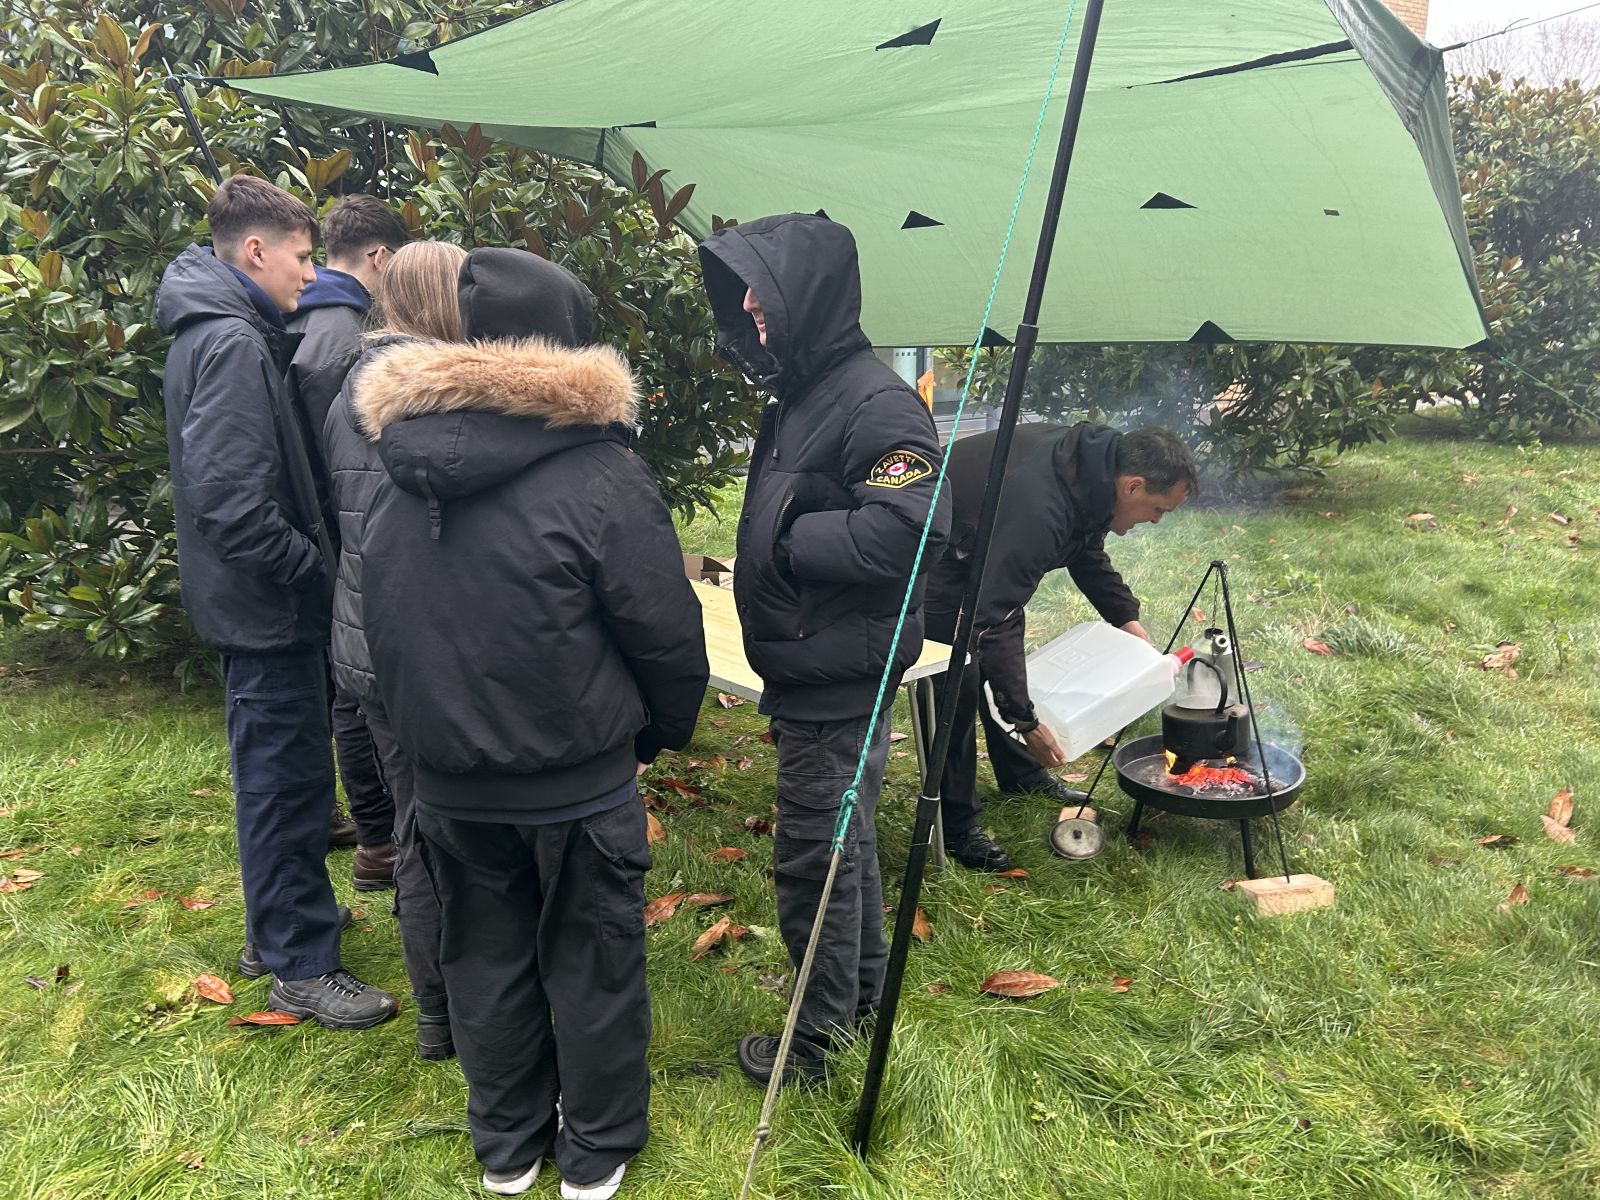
[684,554,735,588]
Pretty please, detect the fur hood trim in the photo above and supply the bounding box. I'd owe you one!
[354,337,639,436]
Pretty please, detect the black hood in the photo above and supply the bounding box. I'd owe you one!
[698,213,872,398]
[1060,423,1121,532]
[458,247,594,347]
[156,244,276,337]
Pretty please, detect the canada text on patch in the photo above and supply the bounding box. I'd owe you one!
[866,449,932,489]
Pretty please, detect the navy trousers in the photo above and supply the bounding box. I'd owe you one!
[222,650,342,979]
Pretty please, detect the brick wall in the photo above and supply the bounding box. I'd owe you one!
[1383,0,1429,36]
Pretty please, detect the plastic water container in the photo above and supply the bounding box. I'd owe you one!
[1017,622,1185,759]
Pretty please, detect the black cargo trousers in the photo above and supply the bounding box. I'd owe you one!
[769,709,892,1054]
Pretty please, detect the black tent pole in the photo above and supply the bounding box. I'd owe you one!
[852,0,1107,1158]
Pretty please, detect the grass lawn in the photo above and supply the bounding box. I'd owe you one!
[3,416,1599,1199]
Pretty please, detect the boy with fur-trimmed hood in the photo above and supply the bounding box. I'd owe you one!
[355,247,708,1200]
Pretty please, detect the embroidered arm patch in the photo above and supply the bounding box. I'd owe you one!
[866,449,933,489]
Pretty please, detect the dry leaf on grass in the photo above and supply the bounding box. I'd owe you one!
[228,1011,301,1026]
[1427,857,1461,868]
[644,892,686,926]
[193,973,233,1005]
[911,908,932,942]
[736,757,754,772]
[10,868,42,883]
[1552,865,1595,878]
[1548,787,1575,828]
[1218,878,1237,890]
[1549,512,1572,526]
[0,848,28,860]
[1477,642,1521,677]
[122,888,164,909]
[1108,975,1132,993]
[179,897,216,911]
[979,971,1060,999]
[1405,513,1439,531]
[715,692,745,709]
[1475,833,1519,848]
[689,915,750,961]
[645,812,665,845]
[708,847,747,863]
[995,868,1030,879]
[1060,772,1089,783]
[1496,883,1530,913]
[888,732,908,743]
[191,788,216,797]
[743,816,773,836]
[926,982,950,995]
[0,875,33,893]
[1501,504,1518,526]
[1302,638,1334,657]
[1541,815,1577,845]
[982,882,1010,895]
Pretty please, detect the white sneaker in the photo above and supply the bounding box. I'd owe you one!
[561,1162,626,1200]
[482,1158,543,1196]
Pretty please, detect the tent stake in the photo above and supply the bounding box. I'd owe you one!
[851,0,1108,1159]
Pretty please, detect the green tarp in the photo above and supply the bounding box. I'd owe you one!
[234,0,1487,350]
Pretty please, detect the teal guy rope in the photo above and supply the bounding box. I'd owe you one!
[1494,354,1600,426]
[828,0,1082,854]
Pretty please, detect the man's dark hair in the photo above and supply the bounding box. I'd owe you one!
[208,175,317,259]
[320,194,412,262]
[1116,426,1200,496]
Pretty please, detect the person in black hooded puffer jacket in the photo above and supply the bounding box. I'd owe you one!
[355,247,707,1200]
[698,213,950,1088]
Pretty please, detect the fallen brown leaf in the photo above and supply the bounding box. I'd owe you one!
[1109,975,1132,993]
[646,812,665,845]
[1302,638,1334,657]
[888,732,908,743]
[1549,512,1572,526]
[690,916,733,961]
[1192,607,1206,622]
[911,908,932,942]
[1475,833,1519,848]
[177,1150,205,1170]
[716,692,746,709]
[193,973,233,1005]
[659,777,702,799]
[1477,642,1521,677]
[1496,883,1530,913]
[24,975,48,988]
[982,882,1010,894]
[1218,879,1237,890]
[736,756,754,772]
[1405,512,1439,530]
[743,815,773,836]
[1060,772,1089,783]
[10,868,42,883]
[179,897,216,911]
[979,971,1060,999]
[684,892,734,909]
[0,875,32,893]
[1427,857,1461,868]
[1500,504,1518,526]
[644,892,687,926]
[1548,787,1575,828]
[926,982,950,995]
[0,848,28,860]
[1552,865,1595,878]
[191,788,216,797]
[1541,815,1576,844]
[708,847,747,863]
[995,868,1031,879]
[1460,473,1479,484]
[56,964,69,982]
[227,1011,301,1026]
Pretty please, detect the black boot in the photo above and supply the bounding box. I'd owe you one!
[328,810,359,850]
[737,1033,827,1088]
[944,825,1012,872]
[415,997,455,1061]
[1004,773,1092,808]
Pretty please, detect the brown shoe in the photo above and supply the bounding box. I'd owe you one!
[353,842,397,892]
[328,811,359,850]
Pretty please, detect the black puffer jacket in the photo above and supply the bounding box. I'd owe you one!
[925,422,1140,725]
[699,214,950,721]
[156,244,331,653]
[322,332,412,705]
[287,266,370,526]
[356,250,709,816]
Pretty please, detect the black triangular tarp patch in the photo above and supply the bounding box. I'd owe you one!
[814,208,831,221]
[1189,321,1234,345]
[877,19,941,50]
[979,326,1012,348]
[392,49,438,75]
[901,210,943,229]
[1141,192,1194,210]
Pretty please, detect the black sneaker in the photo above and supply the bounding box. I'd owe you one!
[268,968,398,1031]
[1005,774,1092,808]
[737,1034,827,1088]
[328,811,359,850]
[237,904,353,979]
[944,826,1012,872]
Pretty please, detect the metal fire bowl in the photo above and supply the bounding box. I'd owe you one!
[1112,735,1304,820]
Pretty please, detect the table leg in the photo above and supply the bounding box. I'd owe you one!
[907,677,945,873]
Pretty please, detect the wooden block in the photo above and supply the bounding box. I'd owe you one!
[1233,873,1335,916]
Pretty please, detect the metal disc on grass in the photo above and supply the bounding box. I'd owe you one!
[1049,816,1105,860]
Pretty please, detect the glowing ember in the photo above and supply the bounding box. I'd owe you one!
[1164,751,1258,792]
